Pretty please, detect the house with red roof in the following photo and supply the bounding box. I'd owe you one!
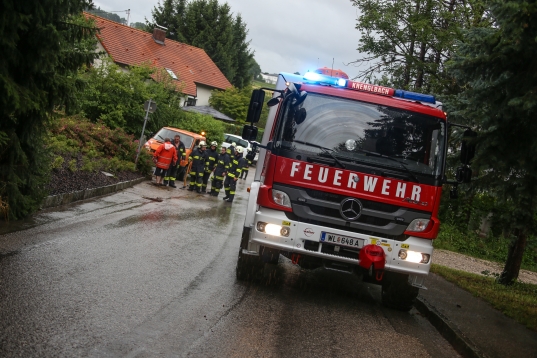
[87,13,232,107]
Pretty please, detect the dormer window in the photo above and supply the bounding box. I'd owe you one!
[166,68,178,80]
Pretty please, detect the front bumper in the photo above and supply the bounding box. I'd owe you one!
[248,207,433,276]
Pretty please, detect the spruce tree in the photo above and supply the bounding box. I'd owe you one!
[149,0,183,41]
[448,0,537,285]
[231,14,254,88]
[149,0,254,88]
[0,0,98,219]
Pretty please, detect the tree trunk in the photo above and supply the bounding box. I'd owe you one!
[415,41,427,88]
[498,229,528,285]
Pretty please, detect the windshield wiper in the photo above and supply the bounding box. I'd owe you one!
[355,148,420,183]
[157,134,165,141]
[292,140,346,169]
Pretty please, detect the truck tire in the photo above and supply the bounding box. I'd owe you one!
[236,249,263,281]
[381,272,419,311]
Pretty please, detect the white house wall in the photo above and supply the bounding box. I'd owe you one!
[194,84,213,106]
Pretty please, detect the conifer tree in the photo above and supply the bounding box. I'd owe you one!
[231,14,254,88]
[0,0,98,219]
[149,0,254,88]
[448,0,537,285]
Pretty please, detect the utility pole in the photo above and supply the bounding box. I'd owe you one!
[135,99,157,165]
[126,9,130,26]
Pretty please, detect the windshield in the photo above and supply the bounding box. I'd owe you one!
[154,128,194,149]
[224,135,249,148]
[273,93,446,177]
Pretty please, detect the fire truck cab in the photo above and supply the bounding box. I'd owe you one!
[238,70,475,310]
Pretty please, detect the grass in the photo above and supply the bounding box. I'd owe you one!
[435,224,537,272]
[252,80,276,89]
[431,264,537,331]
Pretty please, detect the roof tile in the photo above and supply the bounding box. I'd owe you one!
[87,13,232,97]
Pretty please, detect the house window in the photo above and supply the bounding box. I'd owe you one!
[186,97,197,106]
[165,68,178,80]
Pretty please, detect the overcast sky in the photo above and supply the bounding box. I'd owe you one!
[93,0,365,78]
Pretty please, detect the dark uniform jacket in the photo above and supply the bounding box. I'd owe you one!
[173,141,186,165]
[227,153,247,179]
[214,153,230,178]
[204,148,219,172]
[190,147,207,172]
[245,150,255,168]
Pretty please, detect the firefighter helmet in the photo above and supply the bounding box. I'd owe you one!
[211,141,218,147]
[199,141,207,148]
[231,142,237,147]
[236,146,244,154]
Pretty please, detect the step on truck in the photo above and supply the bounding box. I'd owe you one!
[237,69,476,311]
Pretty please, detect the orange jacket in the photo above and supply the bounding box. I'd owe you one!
[154,142,178,169]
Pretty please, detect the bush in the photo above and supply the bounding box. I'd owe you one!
[47,115,153,176]
[167,111,225,145]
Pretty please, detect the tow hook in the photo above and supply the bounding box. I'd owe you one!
[291,253,301,265]
[376,270,384,281]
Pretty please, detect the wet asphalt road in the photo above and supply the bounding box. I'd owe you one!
[0,170,459,357]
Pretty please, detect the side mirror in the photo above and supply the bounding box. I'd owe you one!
[242,125,258,141]
[460,129,477,165]
[246,89,265,123]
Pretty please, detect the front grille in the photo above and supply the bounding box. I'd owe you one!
[284,211,408,241]
[308,205,392,226]
[273,183,430,241]
[305,188,400,213]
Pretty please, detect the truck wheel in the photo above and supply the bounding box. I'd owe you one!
[381,272,419,311]
[236,249,263,281]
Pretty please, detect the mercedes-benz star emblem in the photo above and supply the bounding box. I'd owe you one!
[339,198,363,221]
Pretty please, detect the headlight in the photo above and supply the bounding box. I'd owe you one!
[272,189,291,208]
[398,249,430,264]
[256,221,290,237]
[406,218,431,232]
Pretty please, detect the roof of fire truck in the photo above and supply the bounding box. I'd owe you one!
[278,70,445,119]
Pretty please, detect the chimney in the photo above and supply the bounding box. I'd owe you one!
[153,24,167,45]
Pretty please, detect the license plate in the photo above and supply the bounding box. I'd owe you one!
[320,232,364,248]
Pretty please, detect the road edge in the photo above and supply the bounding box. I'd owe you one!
[41,177,148,209]
[414,297,484,358]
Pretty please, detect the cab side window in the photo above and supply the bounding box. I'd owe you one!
[194,139,200,149]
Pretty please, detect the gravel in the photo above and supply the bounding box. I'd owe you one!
[433,249,537,285]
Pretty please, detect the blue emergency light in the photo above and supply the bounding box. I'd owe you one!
[394,89,436,104]
[304,72,347,87]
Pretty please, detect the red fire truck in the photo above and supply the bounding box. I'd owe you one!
[238,70,475,310]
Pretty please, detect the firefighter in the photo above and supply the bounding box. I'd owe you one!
[163,134,186,188]
[210,146,230,197]
[239,148,255,180]
[188,141,207,193]
[226,142,236,156]
[223,145,247,203]
[202,141,219,193]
